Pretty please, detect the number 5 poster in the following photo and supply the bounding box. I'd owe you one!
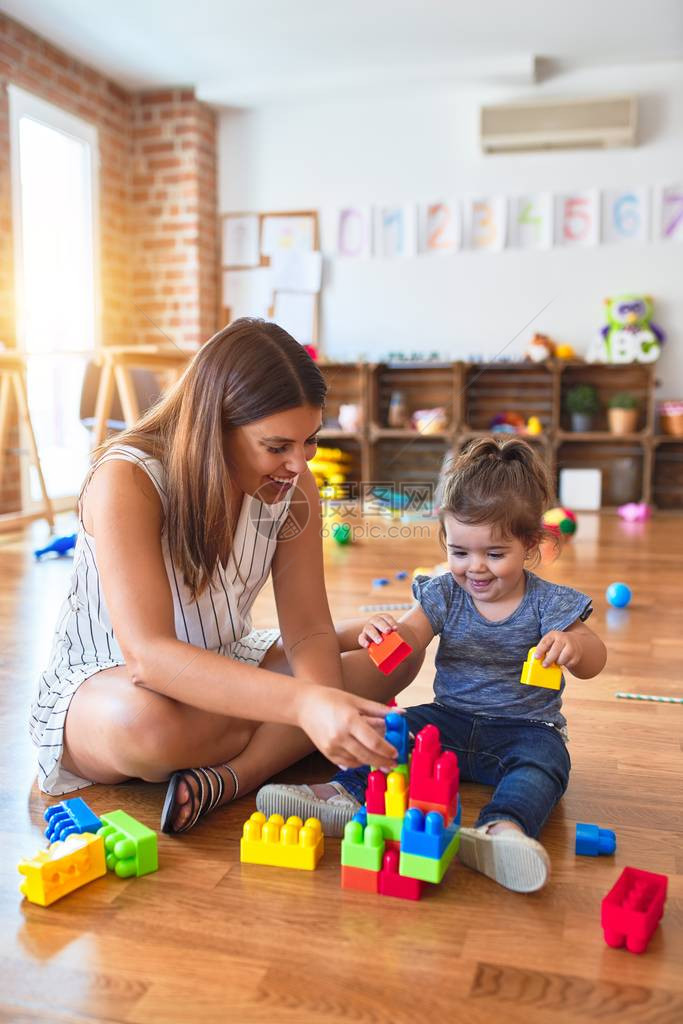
[601,188,650,244]
[509,193,553,249]
[554,191,599,247]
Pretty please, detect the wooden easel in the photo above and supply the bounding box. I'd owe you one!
[0,351,55,531]
[91,345,190,448]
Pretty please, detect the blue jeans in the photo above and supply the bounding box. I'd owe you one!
[335,701,571,839]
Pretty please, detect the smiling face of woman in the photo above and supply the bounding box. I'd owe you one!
[224,404,323,502]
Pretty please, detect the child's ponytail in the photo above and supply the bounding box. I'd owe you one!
[438,437,555,561]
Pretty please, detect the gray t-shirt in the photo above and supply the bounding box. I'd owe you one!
[412,570,592,731]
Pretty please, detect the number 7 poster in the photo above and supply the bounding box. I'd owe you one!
[554,191,599,247]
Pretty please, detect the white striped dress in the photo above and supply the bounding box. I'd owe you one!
[30,445,293,795]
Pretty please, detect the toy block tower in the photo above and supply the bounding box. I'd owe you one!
[340,712,461,901]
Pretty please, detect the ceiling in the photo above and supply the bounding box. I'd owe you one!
[2,0,682,106]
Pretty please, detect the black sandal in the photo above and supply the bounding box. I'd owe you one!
[160,762,239,834]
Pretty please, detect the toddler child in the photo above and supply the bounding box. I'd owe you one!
[257,437,607,892]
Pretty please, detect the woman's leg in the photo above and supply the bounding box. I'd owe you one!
[169,619,425,829]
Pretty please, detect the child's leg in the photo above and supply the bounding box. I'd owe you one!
[458,718,570,893]
[472,718,570,838]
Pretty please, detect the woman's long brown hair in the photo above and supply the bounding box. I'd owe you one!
[93,319,327,597]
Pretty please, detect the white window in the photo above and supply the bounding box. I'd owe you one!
[8,85,100,507]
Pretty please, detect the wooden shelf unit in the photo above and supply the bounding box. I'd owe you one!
[317,360,677,510]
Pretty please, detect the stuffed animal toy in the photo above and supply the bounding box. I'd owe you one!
[525,334,556,362]
[589,295,665,363]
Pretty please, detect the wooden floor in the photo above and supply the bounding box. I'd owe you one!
[1,511,682,1024]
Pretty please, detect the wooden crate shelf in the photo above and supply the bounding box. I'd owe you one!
[317,359,673,510]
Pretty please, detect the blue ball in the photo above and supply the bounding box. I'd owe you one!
[606,582,631,608]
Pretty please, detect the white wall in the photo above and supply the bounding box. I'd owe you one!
[218,61,683,395]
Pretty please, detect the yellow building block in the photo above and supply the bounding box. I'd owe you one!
[240,813,324,870]
[385,770,408,818]
[520,646,562,690]
[18,832,106,906]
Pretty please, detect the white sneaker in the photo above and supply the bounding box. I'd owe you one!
[458,825,550,893]
[256,783,360,838]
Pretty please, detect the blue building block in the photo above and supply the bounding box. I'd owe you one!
[352,808,368,826]
[576,822,616,856]
[401,807,459,860]
[373,577,390,587]
[44,797,102,842]
[395,571,408,580]
[385,711,409,765]
[34,534,77,559]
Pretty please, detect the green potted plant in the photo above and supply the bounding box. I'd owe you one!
[566,384,600,432]
[608,392,639,435]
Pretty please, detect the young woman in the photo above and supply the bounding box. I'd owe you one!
[30,320,423,833]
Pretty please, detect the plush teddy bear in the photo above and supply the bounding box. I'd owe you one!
[589,295,665,363]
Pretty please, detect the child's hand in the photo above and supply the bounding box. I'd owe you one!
[535,630,584,670]
[358,614,399,649]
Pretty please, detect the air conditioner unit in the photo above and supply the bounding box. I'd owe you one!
[480,95,637,153]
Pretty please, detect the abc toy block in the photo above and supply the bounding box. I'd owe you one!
[18,832,106,906]
[401,808,458,860]
[366,770,387,814]
[520,646,562,690]
[576,823,616,856]
[368,631,413,675]
[385,771,408,818]
[409,725,459,809]
[399,829,460,884]
[367,812,404,842]
[241,812,324,870]
[384,711,409,764]
[601,866,668,954]
[98,810,158,878]
[341,819,384,871]
[341,864,380,894]
[378,847,422,901]
[44,797,102,843]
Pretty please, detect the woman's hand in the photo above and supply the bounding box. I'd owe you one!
[358,614,399,649]
[535,629,584,670]
[295,685,399,769]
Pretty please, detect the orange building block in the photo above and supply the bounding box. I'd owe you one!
[368,631,413,675]
[341,864,379,893]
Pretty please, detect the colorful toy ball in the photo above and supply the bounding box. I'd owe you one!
[543,507,577,539]
[606,582,631,608]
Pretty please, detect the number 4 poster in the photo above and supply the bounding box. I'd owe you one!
[554,191,599,247]
[509,194,552,249]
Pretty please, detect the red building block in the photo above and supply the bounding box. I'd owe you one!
[601,866,668,954]
[378,847,423,901]
[341,864,379,894]
[366,770,387,814]
[368,631,413,675]
[408,725,459,813]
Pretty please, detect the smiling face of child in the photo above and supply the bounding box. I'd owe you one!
[443,514,529,606]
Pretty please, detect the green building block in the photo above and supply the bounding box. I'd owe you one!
[98,810,158,878]
[367,812,405,842]
[341,820,384,871]
[399,830,460,883]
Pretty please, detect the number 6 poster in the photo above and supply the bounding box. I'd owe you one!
[554,191,599,247]
[601,188,650,244]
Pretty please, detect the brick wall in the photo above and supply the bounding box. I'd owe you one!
[0,12,218,513]
[131,89,218,349]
